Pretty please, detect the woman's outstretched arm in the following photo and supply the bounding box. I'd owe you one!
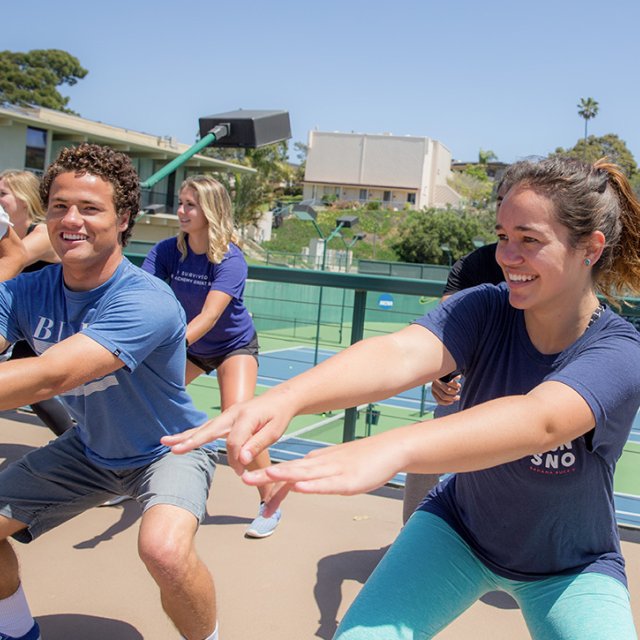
[242,380,595,512]
[163,324,456,473]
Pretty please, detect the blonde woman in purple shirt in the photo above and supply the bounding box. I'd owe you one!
[142,176,281,538]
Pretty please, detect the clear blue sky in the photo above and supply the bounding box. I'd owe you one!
[5,0,639,164]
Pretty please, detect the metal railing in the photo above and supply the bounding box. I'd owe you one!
[244,265,448,442]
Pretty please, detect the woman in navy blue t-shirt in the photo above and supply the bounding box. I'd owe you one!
[143,176,281,538]
[166,157,640,638]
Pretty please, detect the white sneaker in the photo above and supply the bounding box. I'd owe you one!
[245,502,282,538]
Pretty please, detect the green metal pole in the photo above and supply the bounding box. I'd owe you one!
[140,132,216,189]
[338,287,346,344]
[343,288,367,442]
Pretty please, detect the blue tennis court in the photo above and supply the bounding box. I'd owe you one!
[616,494,640,529]
[256,346,437,413]
[629,412,640,444]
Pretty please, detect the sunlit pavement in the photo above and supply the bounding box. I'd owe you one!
[1,410,638,639]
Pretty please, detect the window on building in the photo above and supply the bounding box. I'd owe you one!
[359,188,367,201]
[407,193,416,205]
[25,127,47,172]
[383,190,391,202]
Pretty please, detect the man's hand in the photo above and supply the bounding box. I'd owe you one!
[162,394,295,475]
[431,375,461,406]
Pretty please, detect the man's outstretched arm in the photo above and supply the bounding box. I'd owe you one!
[0,333,124,410]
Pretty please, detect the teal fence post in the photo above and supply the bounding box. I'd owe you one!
[343,289,367,442]
[420,384,428,417]
[140,132,217,190]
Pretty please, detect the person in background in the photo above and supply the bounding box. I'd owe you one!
[142,175,281,539]
[0,145,220,640]
[166,156,640,639]
[0,206,26,285]
[0,171,74,436]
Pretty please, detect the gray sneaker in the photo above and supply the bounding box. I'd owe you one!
[245,502,282,538]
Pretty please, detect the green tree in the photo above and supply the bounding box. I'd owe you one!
[206,141,292,230]
[447,149,497,208]
[287,141,308,195]
[577,97,599,142]
[391,209,488,265]
[293,141,308,170]
[448,172,493,206]
[478,148,497,164]
[0,49,88,114]
[552,133,637,178]
[357,208,392,259]
[219,172,268,230]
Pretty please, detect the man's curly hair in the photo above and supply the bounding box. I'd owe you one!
[40,143,140,246]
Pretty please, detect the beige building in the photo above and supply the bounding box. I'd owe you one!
[303,130,461,210]
[0,104,253,216]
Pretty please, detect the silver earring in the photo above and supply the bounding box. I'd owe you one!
[584,258,592,266]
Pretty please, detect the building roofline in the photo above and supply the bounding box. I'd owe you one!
[310,129,432,143]
[0,103,255,174]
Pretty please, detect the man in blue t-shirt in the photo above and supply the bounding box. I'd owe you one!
[0,145,219,640]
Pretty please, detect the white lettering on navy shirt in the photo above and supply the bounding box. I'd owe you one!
[172,271,210,287]
[529,442,576,475]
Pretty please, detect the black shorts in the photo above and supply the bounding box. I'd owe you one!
[186,333,259,374]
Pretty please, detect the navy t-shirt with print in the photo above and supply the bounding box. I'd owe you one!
[415,283,640,586]
[141,238,255,358]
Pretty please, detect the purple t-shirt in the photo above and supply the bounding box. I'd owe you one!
[415,283,640,586]
[141,238,255,358]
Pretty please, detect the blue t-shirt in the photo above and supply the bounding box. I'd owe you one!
[415,283,640,586]
[141,238,255,358]
[0,259,210,469]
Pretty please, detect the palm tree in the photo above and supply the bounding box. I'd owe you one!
[478,149,497,165]
[577,97,599,142]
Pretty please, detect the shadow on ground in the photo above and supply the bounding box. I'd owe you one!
[480,591,519,609]
[74,501,142,549]
[38,614,143,639]
[620,526,640,544]
[314,546,389,639]
[73,503,253,549]
[0,443,39,472]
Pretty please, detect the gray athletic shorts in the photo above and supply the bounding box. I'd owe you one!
[0,428,218,543]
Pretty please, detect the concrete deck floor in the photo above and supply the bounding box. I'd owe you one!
[1,410,639,640]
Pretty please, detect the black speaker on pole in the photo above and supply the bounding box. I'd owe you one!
[198,109,291,148]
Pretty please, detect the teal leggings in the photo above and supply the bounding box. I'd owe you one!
[335,511,637,640]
